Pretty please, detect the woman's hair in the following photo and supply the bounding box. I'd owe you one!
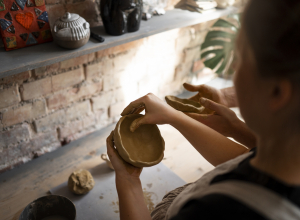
[243,0,300,78]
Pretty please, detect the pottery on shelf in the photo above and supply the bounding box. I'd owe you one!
[100,0,143,36]
[114,114,165,168]
[165,95,206,114]
[52,12,90,49]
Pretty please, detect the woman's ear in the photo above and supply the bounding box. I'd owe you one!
[269,79,292,111]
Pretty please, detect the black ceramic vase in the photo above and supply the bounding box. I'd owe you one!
[100,0,143,36]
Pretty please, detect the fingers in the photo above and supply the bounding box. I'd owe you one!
[130,116,147,132]
[106,131,116,159]
[121,102,145,116]
[200,98,229,116]
[183,83,204,92]
[131,107,145,115]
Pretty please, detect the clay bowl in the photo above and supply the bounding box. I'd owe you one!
[165,95,205,114]
[114,114,165,168]
[19,195,76,220]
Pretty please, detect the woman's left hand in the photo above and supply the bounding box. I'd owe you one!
[106,131,143,178]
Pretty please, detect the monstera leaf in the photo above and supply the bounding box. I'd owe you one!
[201,14,241,76]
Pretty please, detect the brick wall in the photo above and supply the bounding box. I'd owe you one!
[0,20,216,173]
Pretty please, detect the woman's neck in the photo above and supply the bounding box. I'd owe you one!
[251,134,300,185]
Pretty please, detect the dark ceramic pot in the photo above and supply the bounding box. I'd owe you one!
[100,0,143,36]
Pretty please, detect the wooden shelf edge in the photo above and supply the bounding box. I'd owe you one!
[0,7,240,79]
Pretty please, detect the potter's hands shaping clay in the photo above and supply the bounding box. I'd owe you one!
[106,131,143,177]
[186,98,256,149]
[68,169,95,194]
[121,93,178,132]
[183,83,237,108]
[114,114,165,167]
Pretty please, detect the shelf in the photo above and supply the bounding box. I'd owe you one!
[0,7,239,79]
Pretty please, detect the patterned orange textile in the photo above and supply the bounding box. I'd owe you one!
[0,0,52,51]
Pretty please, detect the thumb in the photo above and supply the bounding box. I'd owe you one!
[130,116,148,132]
[183,83,204,92]
[200,98,228,116]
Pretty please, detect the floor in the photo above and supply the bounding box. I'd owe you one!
[160,77,236,183]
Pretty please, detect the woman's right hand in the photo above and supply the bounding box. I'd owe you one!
[121,93,179,132]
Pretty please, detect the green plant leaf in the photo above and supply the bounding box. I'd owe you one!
[200,14,240,76]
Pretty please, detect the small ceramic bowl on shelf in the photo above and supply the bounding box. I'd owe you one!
[114,114,165,168]
[52,12,90,49]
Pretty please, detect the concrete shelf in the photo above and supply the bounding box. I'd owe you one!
[0,7,239,79]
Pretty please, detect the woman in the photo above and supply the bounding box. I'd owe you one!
[106,0,300,219]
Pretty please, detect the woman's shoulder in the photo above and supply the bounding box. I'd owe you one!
[170,193,268,220]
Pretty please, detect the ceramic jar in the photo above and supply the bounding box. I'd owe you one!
[100,0,143,36]
[52,12,90,49]
[215,0,235,8]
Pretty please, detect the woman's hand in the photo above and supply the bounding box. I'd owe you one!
[184,83,237,108]
[106,131,142,178]
[186,98,256,148]
[121,93,179,132]
[107,131,152,220]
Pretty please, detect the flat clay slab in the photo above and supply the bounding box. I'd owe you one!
[114,114,165,168]
[165,95,205,114]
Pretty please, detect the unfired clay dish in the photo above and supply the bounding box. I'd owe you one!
[165,95,205,114]
[68,169,95,195]
[114,114,165,168]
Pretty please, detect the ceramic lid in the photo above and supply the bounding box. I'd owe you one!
[60,12,80,22]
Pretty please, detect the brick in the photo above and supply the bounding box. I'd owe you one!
[34,109,65,133]
[103,73,122,91]
[85,62,101,80]
[192,59,205,73]
[0,85,21,109]
[52,67,84,92]
[0,124,30,148]
[2,100,47,127]
[21,77,52,100]
[113,50,137,73]
[59,115,96,139]
[65,100,91,121]
[45,0,63,5]
[60,54,96,70]
[46,4,66,27]
[47,81,102,110]
[183,46,201,63]
[63,126,97,144]
[109,101,126,118]
[95,108,111,128]
[33,63,60,77]
[97,39,144,58]
[59,120,83,139]
[65,1,102,28]
[0,131,60,166]
[91,91,113,111]
[174,62,193,81]
[0,71,30,85]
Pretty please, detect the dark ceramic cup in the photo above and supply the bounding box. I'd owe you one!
[100,0,143,36]
[19,195,76,220]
